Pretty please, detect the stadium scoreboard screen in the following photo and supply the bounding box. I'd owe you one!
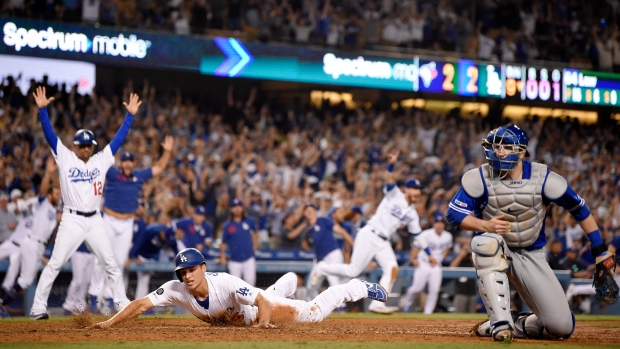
[563,69,620,106]
[2,18,619,108]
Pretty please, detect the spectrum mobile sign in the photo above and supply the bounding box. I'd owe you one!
[3,21,151,58]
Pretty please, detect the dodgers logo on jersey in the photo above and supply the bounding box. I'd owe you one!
[67,167,101,183]
[236,287,250,296]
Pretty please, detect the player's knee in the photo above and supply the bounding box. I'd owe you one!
[544,313,575,339]
[471,234,508,278]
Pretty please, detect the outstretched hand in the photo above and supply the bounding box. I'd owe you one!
[162,135,174,152]
[252,322,278,329]
[32,86,55,108]
[387,151,399,165]
[45,157,57,174]
[92,321,110,330]
[123,93,142,115]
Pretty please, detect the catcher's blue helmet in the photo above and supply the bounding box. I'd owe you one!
[174,248,205,280]
[482,124,529,178]
[73,129,97,145]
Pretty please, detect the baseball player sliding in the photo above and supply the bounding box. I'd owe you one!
[89,134,173,311]
[29,86,139,320]
[93,248,389,329]
[309,151,426,314]
[446,124,619,341]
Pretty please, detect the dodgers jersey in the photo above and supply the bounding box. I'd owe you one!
[104,167,153,213]
[413,228,453,264]
[147,272,260,325]
[172,217,213,253]
[367,185,421,237]
[54,142,114,212]
[8,197,38,244]
[222,218,255,262]
[29,196,58,243]
[305,217,339,262]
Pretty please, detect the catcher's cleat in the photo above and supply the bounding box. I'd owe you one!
[470,320,491,337]
[493,329,514,343]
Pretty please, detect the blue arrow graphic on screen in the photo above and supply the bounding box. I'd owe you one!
[214,37,253,77]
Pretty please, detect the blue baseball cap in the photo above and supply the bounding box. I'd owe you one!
[433,211,445,223]
[73,129,97,145]
[194,205,207,215]
[230,198,243,207]
[351,206,363,215]
[121,151,134,162]
[404,178,424,189]
[305,202,319,210]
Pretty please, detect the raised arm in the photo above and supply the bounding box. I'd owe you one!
[39,157,57,200]
[385,151,399,189]
[151,135,174,177]
[32,87,59,154]
[109,93,141,155]
[93,297,154,329]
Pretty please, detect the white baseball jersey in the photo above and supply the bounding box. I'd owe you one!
[366,186,421,237]
[54,142,114,211]
[414,228,453,264]
[29,197,58,242]
[147,272,260,325]
[7,197,38,244]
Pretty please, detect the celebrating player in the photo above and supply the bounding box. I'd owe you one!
[28,86,139,320]
[401,211,453,314]
[309,151,425,314]
[89,135,173,312]
[93,248,389,329]
[302,203,352,298]
[219,199,257,286]
[0,158,60,313]
[446,124,619,341]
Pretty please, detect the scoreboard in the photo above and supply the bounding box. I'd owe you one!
[563,69,620,106]
[2,17,619,108]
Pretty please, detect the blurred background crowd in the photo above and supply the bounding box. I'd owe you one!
[4,0,620,70]
[1,75,619,290]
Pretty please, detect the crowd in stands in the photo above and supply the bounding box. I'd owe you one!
[4,0,620,70]
[1,75,619,269]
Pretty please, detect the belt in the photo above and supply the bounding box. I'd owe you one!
[68,209,98,217]
[370,229,388,241]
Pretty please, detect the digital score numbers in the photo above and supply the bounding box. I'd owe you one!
[563,69,619,106]
[408,57,620,107]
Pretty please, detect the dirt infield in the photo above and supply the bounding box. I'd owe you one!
[1,315,619,345]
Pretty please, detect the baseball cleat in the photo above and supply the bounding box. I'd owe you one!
[368,304,397,314]
[30,312,49,320]
[493,329,514,342]
[358,279,389,302]
[470,320,491,337]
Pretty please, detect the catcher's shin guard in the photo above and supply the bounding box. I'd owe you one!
[478,272,514,337]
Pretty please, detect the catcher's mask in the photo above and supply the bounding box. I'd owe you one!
[482,124,529,179]
[174,248,206,281]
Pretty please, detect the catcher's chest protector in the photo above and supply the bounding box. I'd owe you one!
[481,163,547,247]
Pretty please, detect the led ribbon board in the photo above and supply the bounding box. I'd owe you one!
[2,18,619,105]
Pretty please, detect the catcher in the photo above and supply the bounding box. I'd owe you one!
[93,248,388,329]
[446,124,618,342]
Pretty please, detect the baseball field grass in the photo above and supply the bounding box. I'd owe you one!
[1,313,619,348]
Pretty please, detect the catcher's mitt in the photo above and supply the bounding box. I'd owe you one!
[593,253,619,304]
